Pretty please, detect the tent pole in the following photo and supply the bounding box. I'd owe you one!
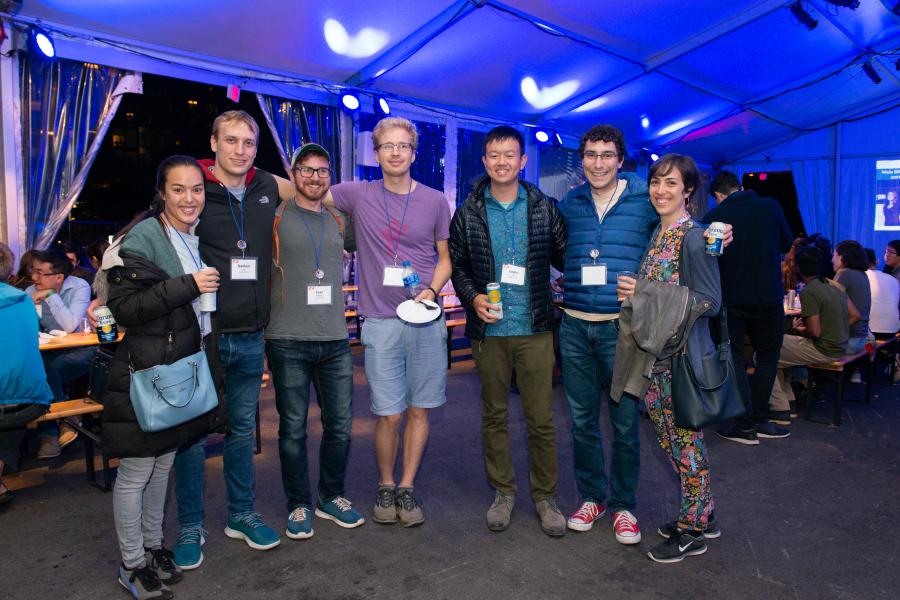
[833,122,842,242]
[0,30,25,257]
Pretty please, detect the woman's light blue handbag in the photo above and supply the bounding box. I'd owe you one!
[129,347,217,432]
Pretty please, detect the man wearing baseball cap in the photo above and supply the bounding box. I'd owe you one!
[266,143,362,540]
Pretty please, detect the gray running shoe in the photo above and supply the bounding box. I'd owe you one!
[144,547,182,585]
[486,492,515,532]
[118,564,173,600]
[395,487,424,527]
[373,485,398,524]
[535,499,566,537]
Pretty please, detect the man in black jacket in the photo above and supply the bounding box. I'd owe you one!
[704,171,792,444]
[449,126,567,537]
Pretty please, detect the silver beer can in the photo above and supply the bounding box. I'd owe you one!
[486,282,503,320]
[95,305,119,343]
[705,222,726,256]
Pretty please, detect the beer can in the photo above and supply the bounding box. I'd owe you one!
[486,282,503,320]
[705,222,726,256]
[95,305,119,343]
[198,267,217,312]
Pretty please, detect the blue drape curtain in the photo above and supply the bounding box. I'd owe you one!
[256,93,342,180]
[21,56,125,249]
[357,113,445,191]
[456,128,486,207]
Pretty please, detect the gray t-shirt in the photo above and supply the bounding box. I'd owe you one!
[835,268,871,338]
[266,201,348,341]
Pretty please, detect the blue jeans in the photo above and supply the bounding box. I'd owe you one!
[39,346,94,437]
[174,330,264,524]
[266,338,354,511]
[559,314,640,512]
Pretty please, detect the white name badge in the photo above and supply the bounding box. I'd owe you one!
[307,285,332,305]
[230,256,258,281]
[501,263,526,286]
[383,266,405,287]
[581,264,607,286]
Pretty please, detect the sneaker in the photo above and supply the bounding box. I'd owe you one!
[658,513,721,540]
[118,564,173,600]
[37,436,61,459]
[715,423,759,446]
[286,506,314,539]
[789,401,799,419]
[849,371,862,384]
[59,420,79,448]
[486,492,515,532]
[612,510,642,544]
[648,530,707,563]
[535,499,566,537]
[768,410,791,426]
[395,487,424,527]
[224,512,281,550]
[755,421,790,439]
[144,547,182,585]
[373,485,398,524]
[172,525,206,570]
[567,501,607,531]
[316,497,365,529]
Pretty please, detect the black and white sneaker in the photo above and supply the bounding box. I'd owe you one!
[118,564,174,600]
[768,410,791,426]
[657,514,721,540]
[756,421,790,439]
[715,423,759,446]
[145,546,183,585]
[648,530,707,563]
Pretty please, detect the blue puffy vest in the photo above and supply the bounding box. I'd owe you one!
[558,173,658,314]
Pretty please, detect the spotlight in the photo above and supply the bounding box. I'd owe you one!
[789,2,818,30]
[640,116,650,129]
[824,0,859,8]
[552,132,563,148]
[341,93,360,111]
[650,153,659,162]
[375,96,390,116]
[534,130,550,143]
[862,61,882,84]
[30,27,55,58]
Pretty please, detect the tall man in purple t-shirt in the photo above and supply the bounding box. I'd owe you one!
[328,117,452,527]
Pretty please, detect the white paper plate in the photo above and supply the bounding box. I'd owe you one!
[396,299,441,324]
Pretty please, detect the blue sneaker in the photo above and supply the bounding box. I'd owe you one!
[286,506,314,540]
[224,512,281,550]
[172,525,207,570]
[315,496,365,529]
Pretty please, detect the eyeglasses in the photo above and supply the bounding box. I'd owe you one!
[295,166,332,178]
[32,270,60,277]
[376,143,415,154]
[582,151,619,162]
[885,249,897,256]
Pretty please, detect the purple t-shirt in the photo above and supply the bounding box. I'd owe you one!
[332,180,451,318]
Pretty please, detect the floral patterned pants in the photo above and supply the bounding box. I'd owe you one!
[645,369,714,531]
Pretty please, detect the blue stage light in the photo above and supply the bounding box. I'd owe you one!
[534,130,550,143]
[641,116,650,129]
[376,96,390,116]
[341,93,360,111]
[32,28,55,58]
[650,153,659,162]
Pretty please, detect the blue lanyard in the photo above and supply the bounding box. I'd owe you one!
[297,203,325,280]
[381,180,412,264]
[501,198,520,264]
[226,186,247,255]
[171,225,204,271]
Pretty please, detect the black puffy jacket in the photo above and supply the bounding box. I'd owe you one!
[103,252,225,458]
[449,177,567,341]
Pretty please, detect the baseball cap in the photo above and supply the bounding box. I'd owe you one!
[291,143,331,169]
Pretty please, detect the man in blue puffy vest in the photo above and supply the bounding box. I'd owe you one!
[557,124,657,545]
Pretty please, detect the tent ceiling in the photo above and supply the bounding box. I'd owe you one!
[12,0,900,164]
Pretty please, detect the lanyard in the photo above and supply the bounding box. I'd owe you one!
[297,203,325,281]
[381,179,412,265]
[171,225,204,271]
[500,198,521,264]
[226,186,247,255]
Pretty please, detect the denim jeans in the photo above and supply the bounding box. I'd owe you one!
[39,346,94,437]
[266,338,354,511]
[174,330,264,523]
[559,314,640,512]
[726,303,785,428]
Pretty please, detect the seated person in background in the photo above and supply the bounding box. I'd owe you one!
[768,246,860,425]
[61,240,96,285]
[883,240,900,283]
[864,247,900,338]
[832,240,871,354]
[782,237,807,292]
[86,238,110,272]
[8,249,35,289]
[25,247,92,459]
[0,242,53,507]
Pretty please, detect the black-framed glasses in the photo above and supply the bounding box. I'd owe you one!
[582,151,619,162]
[295,166,332,178]
[376,142,415,153]
[32,270,60,277]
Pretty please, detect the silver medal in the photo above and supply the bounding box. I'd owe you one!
[314,268,325,280]
[236,239,247,251]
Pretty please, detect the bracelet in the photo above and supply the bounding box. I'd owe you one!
[427,287,438,300]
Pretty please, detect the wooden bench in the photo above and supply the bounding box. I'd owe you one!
[446,316,467,369]
[29,398,111,491]
[807,347,873,426]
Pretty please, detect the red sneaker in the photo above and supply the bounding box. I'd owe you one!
[567,501,607,531]
[613,510,642,544]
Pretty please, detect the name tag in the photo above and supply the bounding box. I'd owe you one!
[581,264,607,286]
[307,285,332,305]
[383,266,405,287]
[230,257,258,281]
[501,264,526,286]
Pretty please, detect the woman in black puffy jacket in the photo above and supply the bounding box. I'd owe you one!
[101,156,224,600]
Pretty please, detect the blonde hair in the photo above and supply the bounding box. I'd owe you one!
[372,117,418,150]
[212,110,260,141]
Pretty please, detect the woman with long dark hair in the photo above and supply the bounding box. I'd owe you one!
[99,155,224,600]
[832,240,871,353]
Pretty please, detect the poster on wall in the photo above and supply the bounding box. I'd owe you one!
[874,160,900,231]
